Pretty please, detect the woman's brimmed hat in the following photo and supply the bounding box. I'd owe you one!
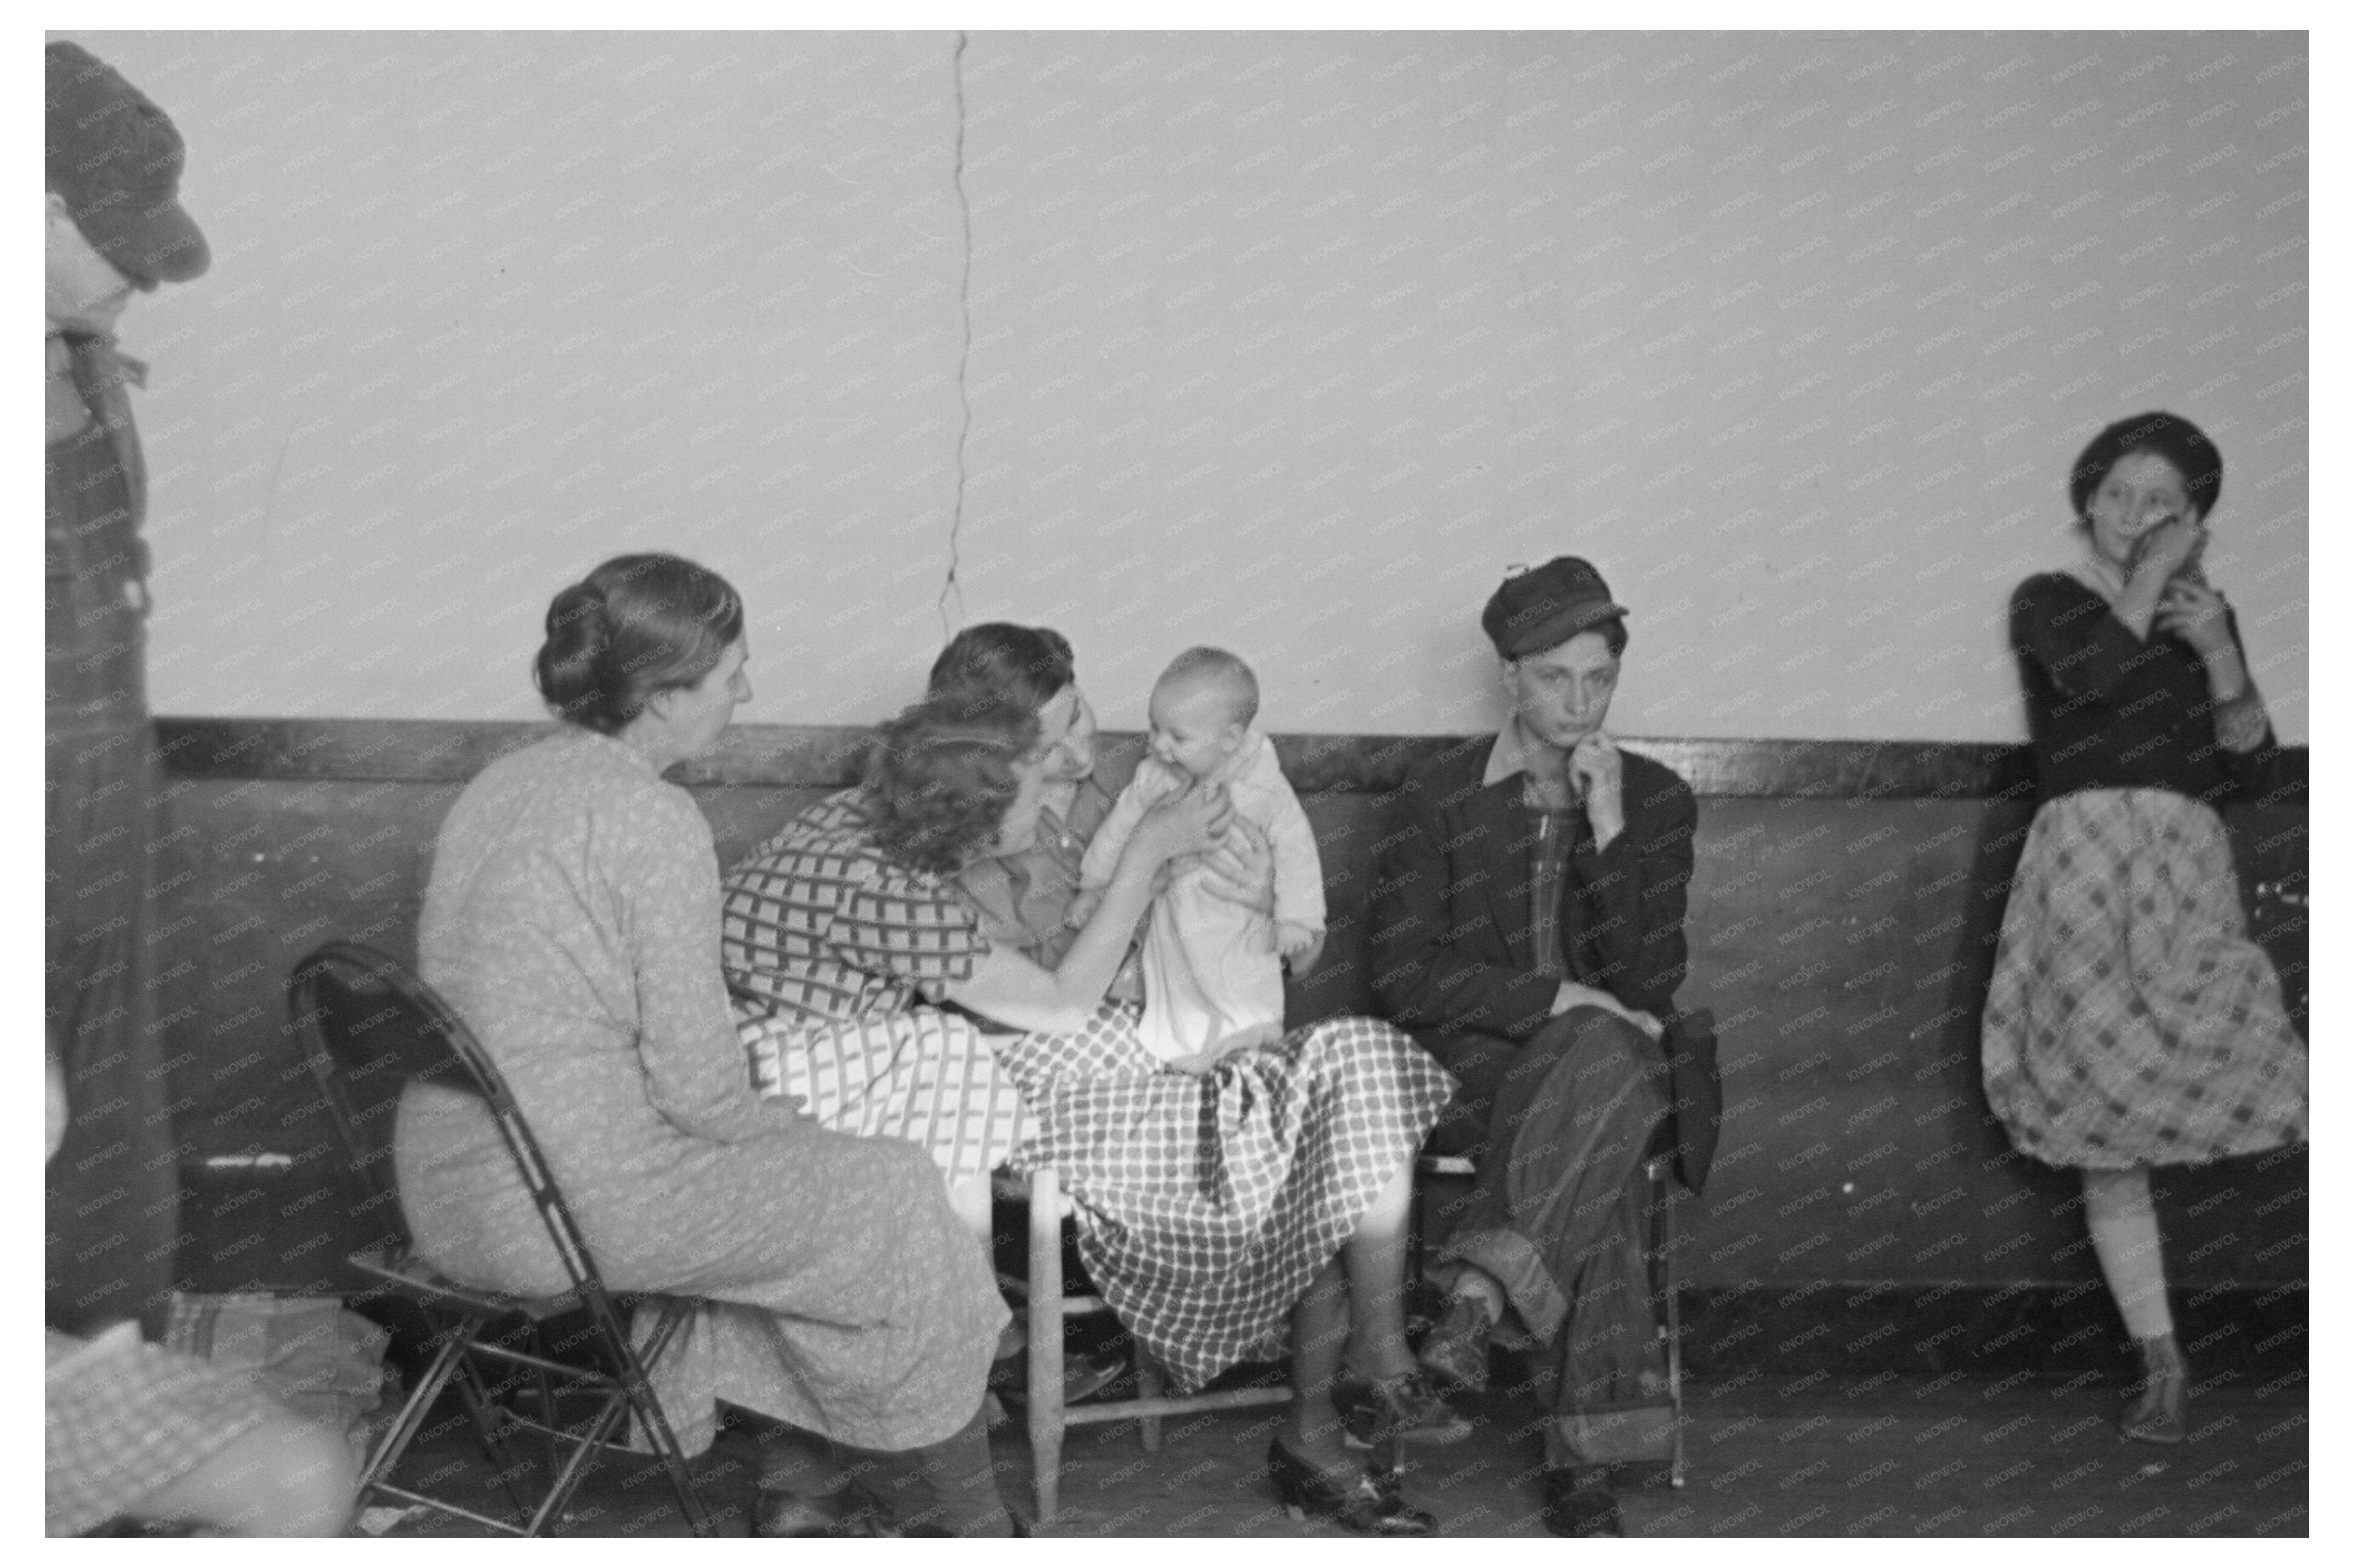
[47,42,210,286]
[1481,556,1628,659]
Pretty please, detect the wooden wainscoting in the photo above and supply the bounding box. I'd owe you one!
[151,717,2306,1299]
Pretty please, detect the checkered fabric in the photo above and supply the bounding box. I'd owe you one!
[722,791,989,1023]
[739,1005,1030,1187]
[45,1326,281,1537]
[1982,788,2306,1169]
[1525,803,1579,977]
[997,1006,1453,1393]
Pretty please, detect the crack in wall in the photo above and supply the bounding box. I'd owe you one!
[939,29,975,639]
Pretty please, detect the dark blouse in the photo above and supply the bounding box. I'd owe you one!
[2008,572,2269,808]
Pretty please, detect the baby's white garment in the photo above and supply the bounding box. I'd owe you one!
[1080,728,1326,1062]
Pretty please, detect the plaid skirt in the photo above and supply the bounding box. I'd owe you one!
[997,1006,1453,1393]
[1981,788,2306,1170]
[739,1004,1031,1188]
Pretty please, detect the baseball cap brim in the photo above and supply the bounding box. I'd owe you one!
[71,187,210,286]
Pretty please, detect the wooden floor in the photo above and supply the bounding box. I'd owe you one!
[360,1362,2308,1539]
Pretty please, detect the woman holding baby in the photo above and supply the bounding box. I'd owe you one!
[724,624,1461,1536]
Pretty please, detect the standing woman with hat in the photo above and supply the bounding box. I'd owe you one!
[1982,412,2306,1443]
[45,40,213,1335]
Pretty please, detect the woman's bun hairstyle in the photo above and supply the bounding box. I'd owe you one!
[534,553,744,735]
[2067,411,2225,526]
[862,691,1041,876]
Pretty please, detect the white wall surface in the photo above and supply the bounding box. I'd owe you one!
[70,29,2308,741]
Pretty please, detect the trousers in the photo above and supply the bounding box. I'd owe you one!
[1420,1007,1673,1468]
[48,396,176,1336]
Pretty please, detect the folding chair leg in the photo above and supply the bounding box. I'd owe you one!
[1664,1204,1685,1489]
[451,1344,540,1523]
[617,1301,716,1538]
[357,1324,470,1494]
[531,1327,564,1501]
[522,1396,630,1537]
[518,1296,715,1539]
[1644,1160,1687,1490]
[364,1310,539,1529]
[1028,1168,1068,1525]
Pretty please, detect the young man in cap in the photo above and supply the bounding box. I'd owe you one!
[1369,557,1718,1537]
[46,39,212,1336]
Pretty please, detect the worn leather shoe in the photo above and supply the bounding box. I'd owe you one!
[1335,1368,1474,1447]
[1416,1293,1494,1395]
[1539,1467,1622,1538]
[1265,1436,1439,1536]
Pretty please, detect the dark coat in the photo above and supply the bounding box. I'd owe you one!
[1367,734,1721,1193]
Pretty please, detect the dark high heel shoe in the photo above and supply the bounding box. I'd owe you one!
[2121,1331,2188,1444]
[1265,1436,1438,1536]
[1334,1368,1474,1447]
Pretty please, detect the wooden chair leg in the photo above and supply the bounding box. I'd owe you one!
[1136,1351,1163,1452]
[1028,1168,1067,1525]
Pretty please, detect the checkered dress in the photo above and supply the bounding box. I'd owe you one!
[45,1326,283,1537]
[724,791,1030,1185]
[1982,788,2307,1169]
[997,1006,1453,1393]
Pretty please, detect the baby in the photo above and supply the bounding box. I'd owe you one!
[1075,647,1325,1069]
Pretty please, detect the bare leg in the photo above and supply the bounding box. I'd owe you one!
[1282,1257,1356,1465]
[2083,1166,2187,1441]
[1340,1155,1422,1382]
[2083,1167,2173,1337]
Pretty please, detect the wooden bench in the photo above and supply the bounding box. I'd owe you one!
[153,717,2306,1310]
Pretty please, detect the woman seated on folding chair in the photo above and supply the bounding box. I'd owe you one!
[722,641,1460,1537]
[393,553,1015,1537]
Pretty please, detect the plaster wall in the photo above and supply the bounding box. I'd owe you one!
[72,29,2307,740]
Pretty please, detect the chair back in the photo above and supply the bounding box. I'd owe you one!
[287,942,610,1296]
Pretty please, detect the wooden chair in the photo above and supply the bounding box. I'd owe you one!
[288,942,715,1537]
[1004,1167,1293,1525]
[1414,1150,1687,1489]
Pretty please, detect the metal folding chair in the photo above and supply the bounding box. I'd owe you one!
[1414,1150,1687,1488]
[287,941,714,1537]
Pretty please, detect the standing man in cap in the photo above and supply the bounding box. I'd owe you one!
[47,39,212,1335]
[1369,557,1717,1537]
